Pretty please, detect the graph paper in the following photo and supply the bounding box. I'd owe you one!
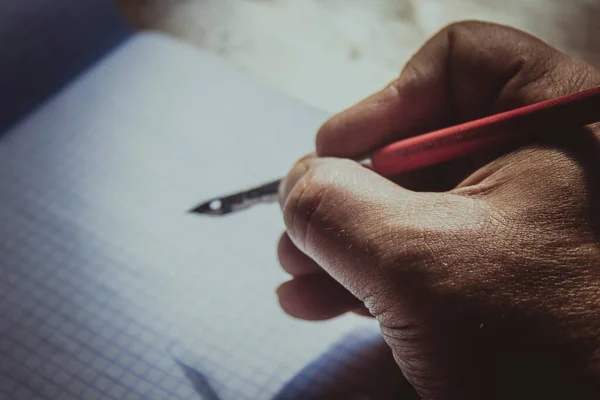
[0,34,410,399]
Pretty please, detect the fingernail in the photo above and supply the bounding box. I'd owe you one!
[278,156,314,208]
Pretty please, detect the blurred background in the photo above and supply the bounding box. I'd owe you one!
[114,0,600,114]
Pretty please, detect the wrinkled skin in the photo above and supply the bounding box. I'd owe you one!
[276,22,600,400]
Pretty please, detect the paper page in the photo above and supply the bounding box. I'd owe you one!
[0,33,401,400]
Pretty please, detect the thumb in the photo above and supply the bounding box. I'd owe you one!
[278,156,477,305]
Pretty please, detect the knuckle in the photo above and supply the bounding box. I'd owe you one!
[439,20,474,34]
[282,160,342,250]
[438,20,489,41]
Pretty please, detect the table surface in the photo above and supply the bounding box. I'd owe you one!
[113,0,600,114]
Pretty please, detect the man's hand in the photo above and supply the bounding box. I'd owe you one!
[276,22,600,399]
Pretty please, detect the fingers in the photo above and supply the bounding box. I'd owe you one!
[277,274,363,321]
[316,83,417,159]
[278,231,374,319]
[279,156,432,301]
[278,232,322,276]
[352,305,374,318]
[317,21,600,160]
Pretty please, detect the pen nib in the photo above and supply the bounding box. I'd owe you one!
[190,179,281,217]
[189,199,231,216]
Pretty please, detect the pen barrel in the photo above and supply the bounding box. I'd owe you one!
[372,133,512,176]
[371,86,600,177]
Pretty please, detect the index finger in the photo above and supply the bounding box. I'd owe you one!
[316,21,600,160]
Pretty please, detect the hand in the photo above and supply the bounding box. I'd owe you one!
[276,22,600,399]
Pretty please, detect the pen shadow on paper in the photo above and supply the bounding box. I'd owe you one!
[273,328,420,400]
[176,359,222,400]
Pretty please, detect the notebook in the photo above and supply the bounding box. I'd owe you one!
[0,2,408,399]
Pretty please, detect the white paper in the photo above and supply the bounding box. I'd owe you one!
[0,33,388,400]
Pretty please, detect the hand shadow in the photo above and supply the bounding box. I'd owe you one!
[273,328,420,400]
